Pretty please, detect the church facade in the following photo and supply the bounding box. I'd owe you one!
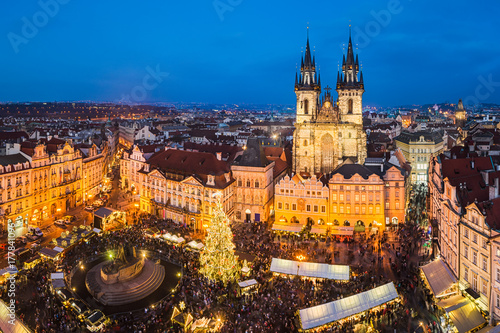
[293,33,367,175]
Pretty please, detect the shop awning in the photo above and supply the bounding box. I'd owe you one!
[329,226,355,236]
[271,224,303,233]
[270,258,349,280]
[420,258,457,296]
[238,279,258,288]
[443,297,485,333]
[299,282,399,330]
[310,227,326,235]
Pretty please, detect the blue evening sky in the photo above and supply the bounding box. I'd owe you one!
[1,0,499,107]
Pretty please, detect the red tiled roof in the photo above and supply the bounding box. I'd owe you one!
[476,198,500,230]
[146,149,232,188]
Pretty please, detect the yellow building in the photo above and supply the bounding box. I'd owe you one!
[272,160,408,235]
[394,130,445,184]
[274,174,329,232]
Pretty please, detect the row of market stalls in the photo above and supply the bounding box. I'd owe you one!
[298,282,400,331]
[270,258,350,281]
[145,227,205,251]
[420,258,487,333]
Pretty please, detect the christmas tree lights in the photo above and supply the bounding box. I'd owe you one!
[199,194,238,285]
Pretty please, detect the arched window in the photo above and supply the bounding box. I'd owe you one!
[348,99,353,114]
[304,99,309,115]
[246,180,251,187]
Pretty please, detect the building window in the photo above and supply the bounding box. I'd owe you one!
[355,194,359,201]
[292,204,297,211]
[483,257,487,272]
[255,181,259,188]
[472,251,477,266]
[321,206,326,213]
[306,205,311,212]
[464,228,469,238]
[246,180,251,187]
[278,202,282,209]
[482,280,488,296]
[385,202,390,209]
[464,244,468,259]
[472,233,477,244]
[497,268,500,282]
[313,205,318,213]
[464,267,469,282]
[496,294,500,308]
[340,206,344,213]
[333,206,337,213]
[332,193,337,201]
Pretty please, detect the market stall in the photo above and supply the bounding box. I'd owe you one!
[436,295,486,333]
[420,258,458,298]
[270,258,350,281]
[298,282,399,331]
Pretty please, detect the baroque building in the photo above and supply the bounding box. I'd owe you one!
[293,33,366,174]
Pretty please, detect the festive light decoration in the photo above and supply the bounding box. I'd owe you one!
[199,194,239,286]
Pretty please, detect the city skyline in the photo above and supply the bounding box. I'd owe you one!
[1,0,500,107]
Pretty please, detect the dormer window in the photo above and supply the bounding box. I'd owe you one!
[207,175,215,186]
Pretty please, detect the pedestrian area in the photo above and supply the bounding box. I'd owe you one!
[0,299,32,332]
[298,282,399,331]
[270,258,350,281]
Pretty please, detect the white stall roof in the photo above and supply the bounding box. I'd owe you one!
[238,279,258,288]
[299,282,398,330]
[93,228,102,234]
[271,224,303,233]
[50,272,64,280]
[187,241,204,250]
[0,300,32,333]
[270,258,349,281]
[421,258,457,296]
[53,247,64,253]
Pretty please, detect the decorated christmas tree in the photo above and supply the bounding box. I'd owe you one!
[199,194,238,286]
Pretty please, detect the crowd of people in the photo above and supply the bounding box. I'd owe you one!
[0,208,438,333]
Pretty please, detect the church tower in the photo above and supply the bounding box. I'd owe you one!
[295,32,321,124]
[455,99,466,129]
[292,28,367,175]
[336,30,364,126]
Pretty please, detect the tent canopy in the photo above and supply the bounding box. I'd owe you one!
[310,227,326,235]
[270,258,350,281]
[299,282,398,330]
[238,279,258,288]
[421,258,457,296]
[50,272,64,280]
[444,298,485,333]
[271,224,303,233]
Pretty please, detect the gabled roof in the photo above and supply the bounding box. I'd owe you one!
[331,162,379,180]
